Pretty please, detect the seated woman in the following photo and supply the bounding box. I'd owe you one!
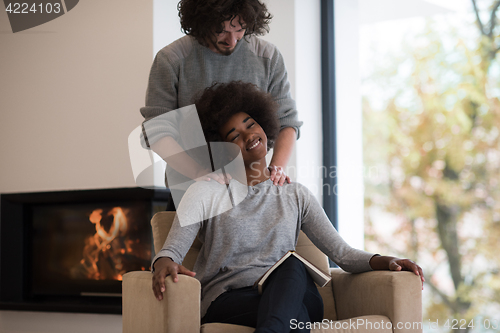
[151,81,424,332]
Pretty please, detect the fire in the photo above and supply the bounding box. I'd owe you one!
[89,207,128,243]
[70,206,151,282]
[78,207,130,281]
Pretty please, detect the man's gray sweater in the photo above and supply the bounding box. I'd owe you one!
[140,35,303,146]
[153,179,375,318]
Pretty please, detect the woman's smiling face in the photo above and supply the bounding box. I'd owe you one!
[219,112,268,165]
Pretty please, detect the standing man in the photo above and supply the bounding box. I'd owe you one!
[140,0,302,186]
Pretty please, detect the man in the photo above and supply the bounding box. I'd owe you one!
[140,0,302,186]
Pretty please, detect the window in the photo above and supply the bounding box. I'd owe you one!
[330,0,500,326]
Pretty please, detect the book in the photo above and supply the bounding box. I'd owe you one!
[254,250,332,294]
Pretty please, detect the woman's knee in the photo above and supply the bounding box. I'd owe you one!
[279,256,308,278]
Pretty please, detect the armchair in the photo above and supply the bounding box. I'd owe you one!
[123,212,422,333]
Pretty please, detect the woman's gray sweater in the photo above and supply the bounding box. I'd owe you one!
[153,179,375,317]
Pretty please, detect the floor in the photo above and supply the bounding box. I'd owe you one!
[0,311,122,333]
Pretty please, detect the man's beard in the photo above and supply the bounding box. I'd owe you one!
[215,42,236,55]
[209,38,239,56]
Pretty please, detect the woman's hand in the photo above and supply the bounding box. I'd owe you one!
[370,255,425,289]
[268,165,291,186]
[152,257,196,301]
[389,258,425,286]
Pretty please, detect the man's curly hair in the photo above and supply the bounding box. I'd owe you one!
[195,81,280,151]
[178,0,272,46]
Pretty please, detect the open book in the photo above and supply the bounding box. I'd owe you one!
[254,251,332,294]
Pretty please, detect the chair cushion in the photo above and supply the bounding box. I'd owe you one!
[200,315,391,333]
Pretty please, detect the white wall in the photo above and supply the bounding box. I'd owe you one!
[293,0,322,202]
[0,0,153,194]
[334,0,365,249]
[262,0,323,201]
[153,0,184,55]
[0,0,153,330]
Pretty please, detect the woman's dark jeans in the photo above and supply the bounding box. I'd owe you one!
[202,256,324,333]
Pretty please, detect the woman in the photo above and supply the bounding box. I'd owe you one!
[152,82,424,332]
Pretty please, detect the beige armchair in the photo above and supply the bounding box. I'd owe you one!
[123,212,423,333]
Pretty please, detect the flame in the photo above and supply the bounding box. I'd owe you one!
[91,207,128,243]
[71,206,150,282]
[78,207,129,280]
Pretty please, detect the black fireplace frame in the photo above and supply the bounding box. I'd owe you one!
[0,187,171,314]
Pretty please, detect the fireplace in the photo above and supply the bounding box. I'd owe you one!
[0,187,171,314]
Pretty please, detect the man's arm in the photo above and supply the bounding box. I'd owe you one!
[151,136,225,183]
[269,127,296,185]
[140,42,228,184]
[266,45,303,184]
[151,136,205,179]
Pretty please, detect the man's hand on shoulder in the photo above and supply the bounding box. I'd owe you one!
[268,165,291,186]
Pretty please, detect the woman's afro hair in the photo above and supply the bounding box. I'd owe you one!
[194,81,280,150]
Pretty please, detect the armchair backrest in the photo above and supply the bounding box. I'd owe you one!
[151,211,202,270]
[151,211,337,320]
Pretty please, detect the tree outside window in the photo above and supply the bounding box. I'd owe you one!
[362,1,500,331]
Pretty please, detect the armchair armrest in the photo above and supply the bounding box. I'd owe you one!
[122,271,201,333]
[330,269,422,333]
